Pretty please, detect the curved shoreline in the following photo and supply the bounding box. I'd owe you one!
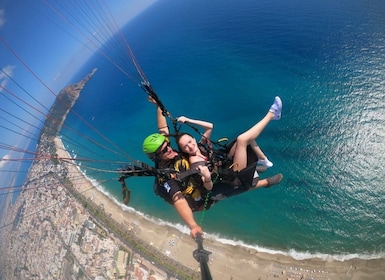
[99,187,384,263]
[55,137,385,280]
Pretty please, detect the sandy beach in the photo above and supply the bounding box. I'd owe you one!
[55,137,385,280]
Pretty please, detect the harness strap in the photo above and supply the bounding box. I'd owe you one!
[176,168,201,180]
[141,82,170,117]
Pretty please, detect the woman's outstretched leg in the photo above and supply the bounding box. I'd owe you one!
[231,96,282,171]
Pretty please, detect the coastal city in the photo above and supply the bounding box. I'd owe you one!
[0,134,194,280]
[0,74,199,280]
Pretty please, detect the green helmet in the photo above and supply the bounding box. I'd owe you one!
[142,133,166,159]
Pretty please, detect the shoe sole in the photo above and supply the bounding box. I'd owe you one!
[266,173,283,188]
[274,96,282,110]
[273,96,282,120]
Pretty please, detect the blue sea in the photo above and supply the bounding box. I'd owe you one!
[63,0,385,261]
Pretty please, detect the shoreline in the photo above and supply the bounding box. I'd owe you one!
[74,176,382,263]
[55,137,385,280]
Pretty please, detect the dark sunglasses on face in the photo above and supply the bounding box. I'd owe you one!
[157,142,171,155]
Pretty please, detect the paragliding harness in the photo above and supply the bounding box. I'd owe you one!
[117,81,208,205]
[117,160,202,205]
[118,81,259,206]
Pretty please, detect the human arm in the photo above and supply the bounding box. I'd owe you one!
[157,106,169,135]
[173,192,203,238]
[148,96,169,135]
[160,179,203,238]
[177,116,213,144]
[198,165,213,190]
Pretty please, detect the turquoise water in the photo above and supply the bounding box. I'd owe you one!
[63,0,385,259]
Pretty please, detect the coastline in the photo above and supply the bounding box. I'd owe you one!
[55,137,385,280]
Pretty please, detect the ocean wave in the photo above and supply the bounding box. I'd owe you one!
[204,236,385,262]
[79,167,385,262]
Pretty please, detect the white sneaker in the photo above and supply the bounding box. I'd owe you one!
[269,96,282,120]
[258,158,273,168]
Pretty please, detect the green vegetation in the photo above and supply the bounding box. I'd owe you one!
[76,268,85,279]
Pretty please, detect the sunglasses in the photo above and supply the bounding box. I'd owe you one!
[157,142,171,155]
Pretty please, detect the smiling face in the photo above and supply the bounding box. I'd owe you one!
[177,134,198,155]
[157,140,178,161]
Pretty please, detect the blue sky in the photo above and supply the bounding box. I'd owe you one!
[0,0,157,174]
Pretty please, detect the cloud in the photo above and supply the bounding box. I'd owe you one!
[53,71,61,82]
[0,9,5,27]
[0,154,10,168]
[0,64,15,91]
[0,64,15,78]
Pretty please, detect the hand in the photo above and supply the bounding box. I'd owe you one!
[190,224,203,238]
[198,165,211,181]
[177,116,189,123]
[147,96,158,106]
